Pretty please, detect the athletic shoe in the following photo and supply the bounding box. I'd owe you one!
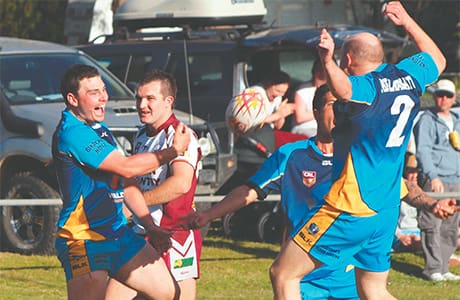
[442,272,460,281]
[427,272,446,281]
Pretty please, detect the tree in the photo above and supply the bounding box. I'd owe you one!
[0,0,67,43]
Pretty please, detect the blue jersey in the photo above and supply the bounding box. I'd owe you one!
[326,52,438,215]
[248,139,359,298]
[52,109,127,241]
[248,138,333,235]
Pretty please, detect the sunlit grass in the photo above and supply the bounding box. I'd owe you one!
[0,234,459,299]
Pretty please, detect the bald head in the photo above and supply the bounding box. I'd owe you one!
[340,32,384,74]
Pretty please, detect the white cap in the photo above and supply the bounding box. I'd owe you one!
[434,79,456,96]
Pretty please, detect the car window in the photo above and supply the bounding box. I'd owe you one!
[246,48,317,87]
[166,51,233,120]
[96,55,131,82]
[278,49,317,84]
[126,54,153,84]
[0,53,133,105]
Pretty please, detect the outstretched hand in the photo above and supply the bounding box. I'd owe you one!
[146,225,173,255]
[432,198,459,220]
[177,211,210,230]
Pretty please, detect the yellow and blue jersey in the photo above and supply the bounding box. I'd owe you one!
[248,138,333,235]
[248,139,359,298]
[52,109,127,241]
[327,52,438,215]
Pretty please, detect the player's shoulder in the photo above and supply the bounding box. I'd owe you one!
[58,117,92,143]
[398,52,434,67]
[277,138,310,154]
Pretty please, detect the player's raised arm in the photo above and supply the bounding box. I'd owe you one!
[317,28,352,101]
[384,1,446,75]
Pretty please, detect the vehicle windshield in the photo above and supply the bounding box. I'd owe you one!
[0,53,133,105]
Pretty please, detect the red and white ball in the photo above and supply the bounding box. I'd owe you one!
[225,87,270,135]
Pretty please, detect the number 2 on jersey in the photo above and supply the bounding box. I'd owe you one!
[385,95,415,148]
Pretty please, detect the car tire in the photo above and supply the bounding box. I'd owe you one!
[256,211,283,244]
[1,173,60,255]
[221,212,239,238]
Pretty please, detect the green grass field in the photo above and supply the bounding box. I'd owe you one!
[0,234,459,299]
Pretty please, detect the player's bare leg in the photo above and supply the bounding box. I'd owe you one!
[270,239,322,300]
[177,278,196,300]
[67,270,108,300]
[355,268,396,300]
[105,279,138,300]
[106,244,180,300]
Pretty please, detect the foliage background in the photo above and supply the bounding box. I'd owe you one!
[0,0,458,72]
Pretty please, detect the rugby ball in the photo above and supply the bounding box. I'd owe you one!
[225,87,270,135]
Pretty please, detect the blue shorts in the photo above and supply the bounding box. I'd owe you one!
[293,204,399,272]
[56,227,146,281]
[300,264,358,300]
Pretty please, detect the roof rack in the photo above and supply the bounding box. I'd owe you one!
[91,24,267,44]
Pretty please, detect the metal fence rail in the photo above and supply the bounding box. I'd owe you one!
[0,193,458,206]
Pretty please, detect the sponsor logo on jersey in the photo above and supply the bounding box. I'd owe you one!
[322,160,332,166]
[302,170,316,187]
[173,257,194,269]
[85,139,106,154]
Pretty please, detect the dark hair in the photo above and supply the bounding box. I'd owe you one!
[261,70,290,88]
[311,58,323,75]
[60,64,99,102]
[139,69,177,98]
[312,84,330,111]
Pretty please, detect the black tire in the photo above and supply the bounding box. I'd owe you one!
[1,173,60,255]
[221,212,238,237]
[194,201,211,239]
[256,211,283,244]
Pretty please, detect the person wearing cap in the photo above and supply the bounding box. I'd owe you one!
[414,78,460,281]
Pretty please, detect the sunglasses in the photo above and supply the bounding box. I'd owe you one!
[434,91,454,98]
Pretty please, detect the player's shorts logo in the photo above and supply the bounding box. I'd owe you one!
[173,257,194,269]
[302,170,316,187]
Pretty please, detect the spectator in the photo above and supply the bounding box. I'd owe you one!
[53,64,188,299]
[232,70,298,180]
[291,58,327,137]
[252,70,295,130]
[393,151,421,252]
[450,226,460,266]
[393,201,422,252]
[414,78,460,281]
